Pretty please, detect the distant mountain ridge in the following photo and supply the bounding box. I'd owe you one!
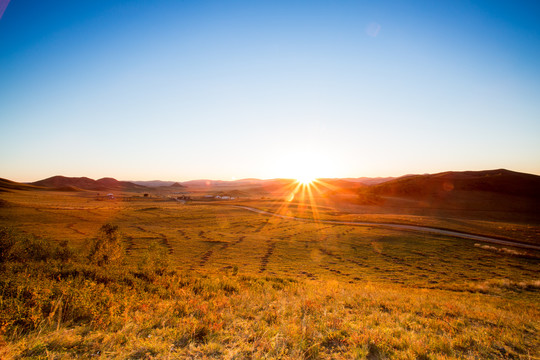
[30,176,149,191]
[132,180,178,187]
[3,170,539,200]
[131,177,395,188]
[343,177,396,185]
[180,179,269,187]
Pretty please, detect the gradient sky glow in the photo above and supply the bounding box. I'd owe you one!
[1,0,540,182]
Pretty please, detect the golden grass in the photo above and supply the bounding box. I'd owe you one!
[0,190,539,359]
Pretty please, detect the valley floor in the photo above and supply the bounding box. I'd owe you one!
[0,190,538,359]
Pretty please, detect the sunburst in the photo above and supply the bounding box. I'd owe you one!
[296,176,315,185]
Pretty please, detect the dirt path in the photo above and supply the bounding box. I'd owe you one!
[229,205,540,251]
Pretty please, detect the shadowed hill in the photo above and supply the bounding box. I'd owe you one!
[356,169,540,218]
[32,176,97,189]
[52,186,85,192]
[366,169,540,198]
[0,178,44,192]
[132,180,179,187]
[343,177,395,185]
[31,176,148,192]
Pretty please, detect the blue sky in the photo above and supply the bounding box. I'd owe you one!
[1,0,539,181]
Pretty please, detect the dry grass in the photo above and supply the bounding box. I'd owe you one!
[0,190,539,359]
[242,199,540,245]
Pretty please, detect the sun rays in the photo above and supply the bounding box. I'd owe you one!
[252,177,346,235]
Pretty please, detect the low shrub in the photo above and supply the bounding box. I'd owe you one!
[0,227,76,264]
[86,224,124,266]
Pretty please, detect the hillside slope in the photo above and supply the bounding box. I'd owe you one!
[0,178,44,192]
[31,176,148,191]
[367,169,540,198]
[358,169,540,216]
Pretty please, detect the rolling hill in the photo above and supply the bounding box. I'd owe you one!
[356,169,540,218]
[366,169,540,198]
[0,178,44,192]
[30,176,149,192]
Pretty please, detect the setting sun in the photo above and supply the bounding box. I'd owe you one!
[266,143,342,183]
[296,176,315,185]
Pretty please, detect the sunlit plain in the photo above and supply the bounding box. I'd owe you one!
[0,185,538,358]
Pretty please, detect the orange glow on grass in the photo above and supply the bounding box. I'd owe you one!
[281,178,332,221]
[252,176,346,236]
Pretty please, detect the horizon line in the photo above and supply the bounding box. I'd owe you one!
[5,167,540,184]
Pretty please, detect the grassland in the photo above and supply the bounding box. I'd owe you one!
[0,190,539,359]
[238,199,540,246]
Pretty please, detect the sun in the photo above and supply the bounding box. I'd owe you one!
[268,145,338,185]
[296,176,315,185]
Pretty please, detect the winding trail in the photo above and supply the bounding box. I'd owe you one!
[229,205,540,251]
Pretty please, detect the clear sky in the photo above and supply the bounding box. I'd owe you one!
[1,0,539,182]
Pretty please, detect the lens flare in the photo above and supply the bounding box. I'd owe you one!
[296,176,315,185]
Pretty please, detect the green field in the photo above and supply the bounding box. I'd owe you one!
[0,190,539,359]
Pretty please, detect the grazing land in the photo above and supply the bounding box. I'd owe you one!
[0,184,539,359]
